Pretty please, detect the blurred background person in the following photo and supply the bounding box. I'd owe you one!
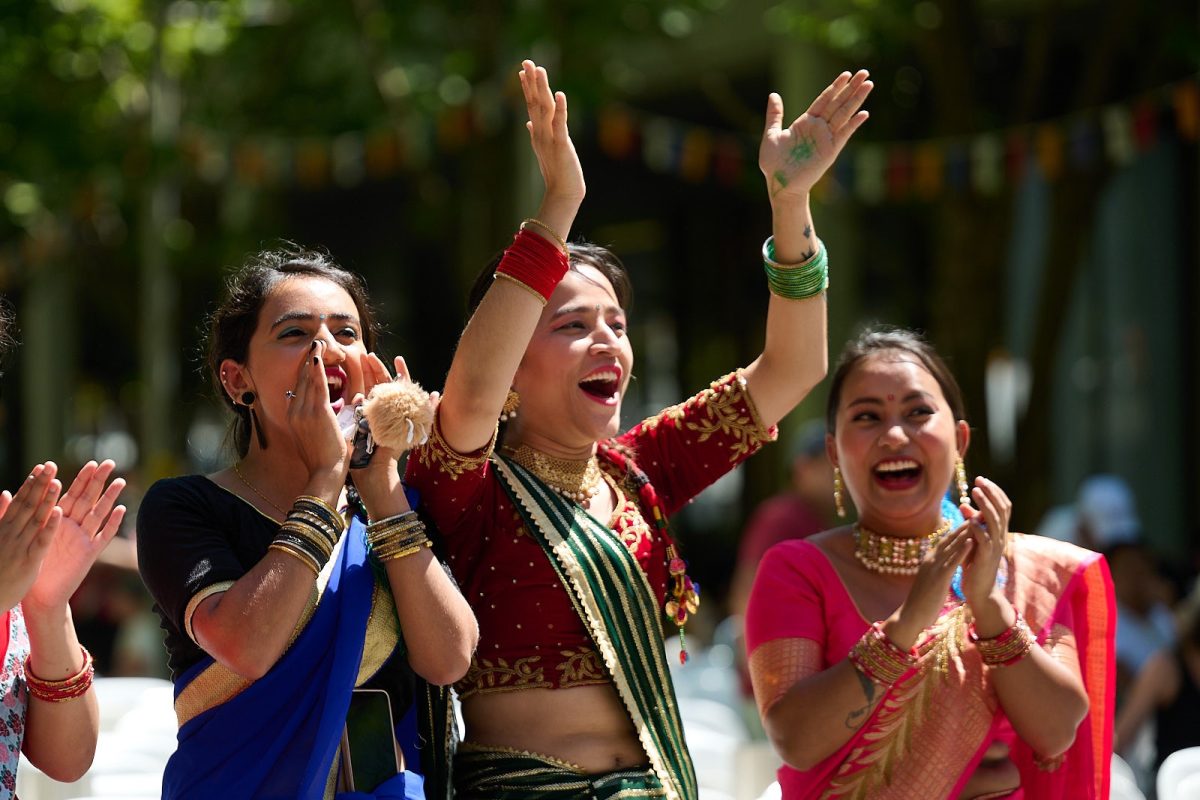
[730,418,837,619]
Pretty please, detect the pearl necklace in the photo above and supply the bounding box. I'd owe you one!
[505,444,604,504]
[853,518,953,575]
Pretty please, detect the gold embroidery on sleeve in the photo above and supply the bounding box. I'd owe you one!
[639,371,777,463]
[416,414,497,479]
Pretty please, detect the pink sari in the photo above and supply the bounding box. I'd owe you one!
[745,534,1114,800]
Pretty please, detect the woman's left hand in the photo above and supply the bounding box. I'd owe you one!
[350,354,438,518]
[958,475,1013,613]
[24,460,126,611]
[759,69,872,203]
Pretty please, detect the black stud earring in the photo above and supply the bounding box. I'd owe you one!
[241,391,255,405]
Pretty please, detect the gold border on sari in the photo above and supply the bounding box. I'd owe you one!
[493,457,694,800]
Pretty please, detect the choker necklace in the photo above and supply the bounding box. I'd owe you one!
[853,518,953,575]
[233,461,288,516]
[505,444,603,503]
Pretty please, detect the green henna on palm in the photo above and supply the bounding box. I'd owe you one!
[786,137,816,166]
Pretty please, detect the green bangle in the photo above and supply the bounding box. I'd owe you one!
[762,237,829,300]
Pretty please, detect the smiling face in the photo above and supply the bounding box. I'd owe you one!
[828,351,969,536]
[220,275,368,449]
[510,265,634,451]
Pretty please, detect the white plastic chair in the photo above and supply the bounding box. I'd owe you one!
[92,677,173,733]
[1160,747,1200,800]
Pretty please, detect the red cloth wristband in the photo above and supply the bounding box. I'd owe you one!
[495,228,569,302]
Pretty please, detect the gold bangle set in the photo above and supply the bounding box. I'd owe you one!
[270,495,346,575]
[848,622,919,686]
[367,510,431,562]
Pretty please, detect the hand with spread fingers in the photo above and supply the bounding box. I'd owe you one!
[24,460,126,612]
[0,463,63,612]
[759,69,872,203]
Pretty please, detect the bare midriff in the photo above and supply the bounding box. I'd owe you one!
[957,740,1021,799]
[462,683,648,773]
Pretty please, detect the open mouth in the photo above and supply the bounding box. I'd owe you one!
[872,458,922,490]
[325,367,347,412]
[578,366,622,405]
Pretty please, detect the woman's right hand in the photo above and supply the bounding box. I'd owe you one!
[883,522,973,649]
[288,340,351,496]
[519,60,584,237]
[0,464,63,612]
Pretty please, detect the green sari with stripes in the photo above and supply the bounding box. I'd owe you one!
[486,456,698,800]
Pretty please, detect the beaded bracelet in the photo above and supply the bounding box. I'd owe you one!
[848,621,919,686]
[762,237,829,300]
[25,646,95,703]
[495,227,570,303]
[969,611,1035,667]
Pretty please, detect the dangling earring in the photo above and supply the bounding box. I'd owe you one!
[500,389,520,422]
[241,391,268,450]
[833,465,846,519]
[956,456,969,506]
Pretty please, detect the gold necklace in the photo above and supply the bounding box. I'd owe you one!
[232,461,288,516]
[853,518,953,575]
[505,444,603,503]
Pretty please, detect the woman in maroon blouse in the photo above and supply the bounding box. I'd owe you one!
[405,59,872,799]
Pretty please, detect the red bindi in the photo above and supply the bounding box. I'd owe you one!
[887,393,895,401]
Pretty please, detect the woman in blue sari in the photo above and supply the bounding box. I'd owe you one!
[136,247,477,799]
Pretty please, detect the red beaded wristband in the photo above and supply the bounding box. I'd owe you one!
[494,227,569,303]
[25,645,95,703]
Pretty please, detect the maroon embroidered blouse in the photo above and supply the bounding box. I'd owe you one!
[405,371,776,698]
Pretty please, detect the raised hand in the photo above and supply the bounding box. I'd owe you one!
[885,522,972,649]
[518,60,584,244]
[24,460,125,611]
[0,464,62,611]
[760,70,872,202]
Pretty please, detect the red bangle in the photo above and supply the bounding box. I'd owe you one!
[495,227,569,302]
[25,645,95,703]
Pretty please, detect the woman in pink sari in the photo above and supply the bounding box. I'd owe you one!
[745,327,1114,799]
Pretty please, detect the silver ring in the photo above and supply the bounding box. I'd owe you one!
[285,390,297,399]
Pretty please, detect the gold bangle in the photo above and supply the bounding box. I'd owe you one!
[268,541,321,576]
[493,272,550,306]
[520,218,568,253]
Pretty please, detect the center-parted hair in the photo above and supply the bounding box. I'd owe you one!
[825,326,966,434]
[205,244,380,458]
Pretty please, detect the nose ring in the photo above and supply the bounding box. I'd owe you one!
[285,390,297,399]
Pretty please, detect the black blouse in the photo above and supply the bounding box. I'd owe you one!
[136,475,413,711]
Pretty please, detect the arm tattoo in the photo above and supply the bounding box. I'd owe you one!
[845,668,878,730]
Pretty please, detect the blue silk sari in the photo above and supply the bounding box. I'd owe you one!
[162,515,452,799]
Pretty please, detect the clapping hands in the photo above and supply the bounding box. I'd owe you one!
[1,460,126,614]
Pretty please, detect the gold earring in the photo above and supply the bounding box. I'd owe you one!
[500,389,520,422]
[956,456,969,506]
[833,465,846,519]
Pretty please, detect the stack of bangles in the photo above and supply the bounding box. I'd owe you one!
[848,621,919,686]
[493,218,570,306]
[762,236,829,300]
[969,611,1035,667]
[25,645,95,703]
[268,496,345,575]
[367,510,432,561]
